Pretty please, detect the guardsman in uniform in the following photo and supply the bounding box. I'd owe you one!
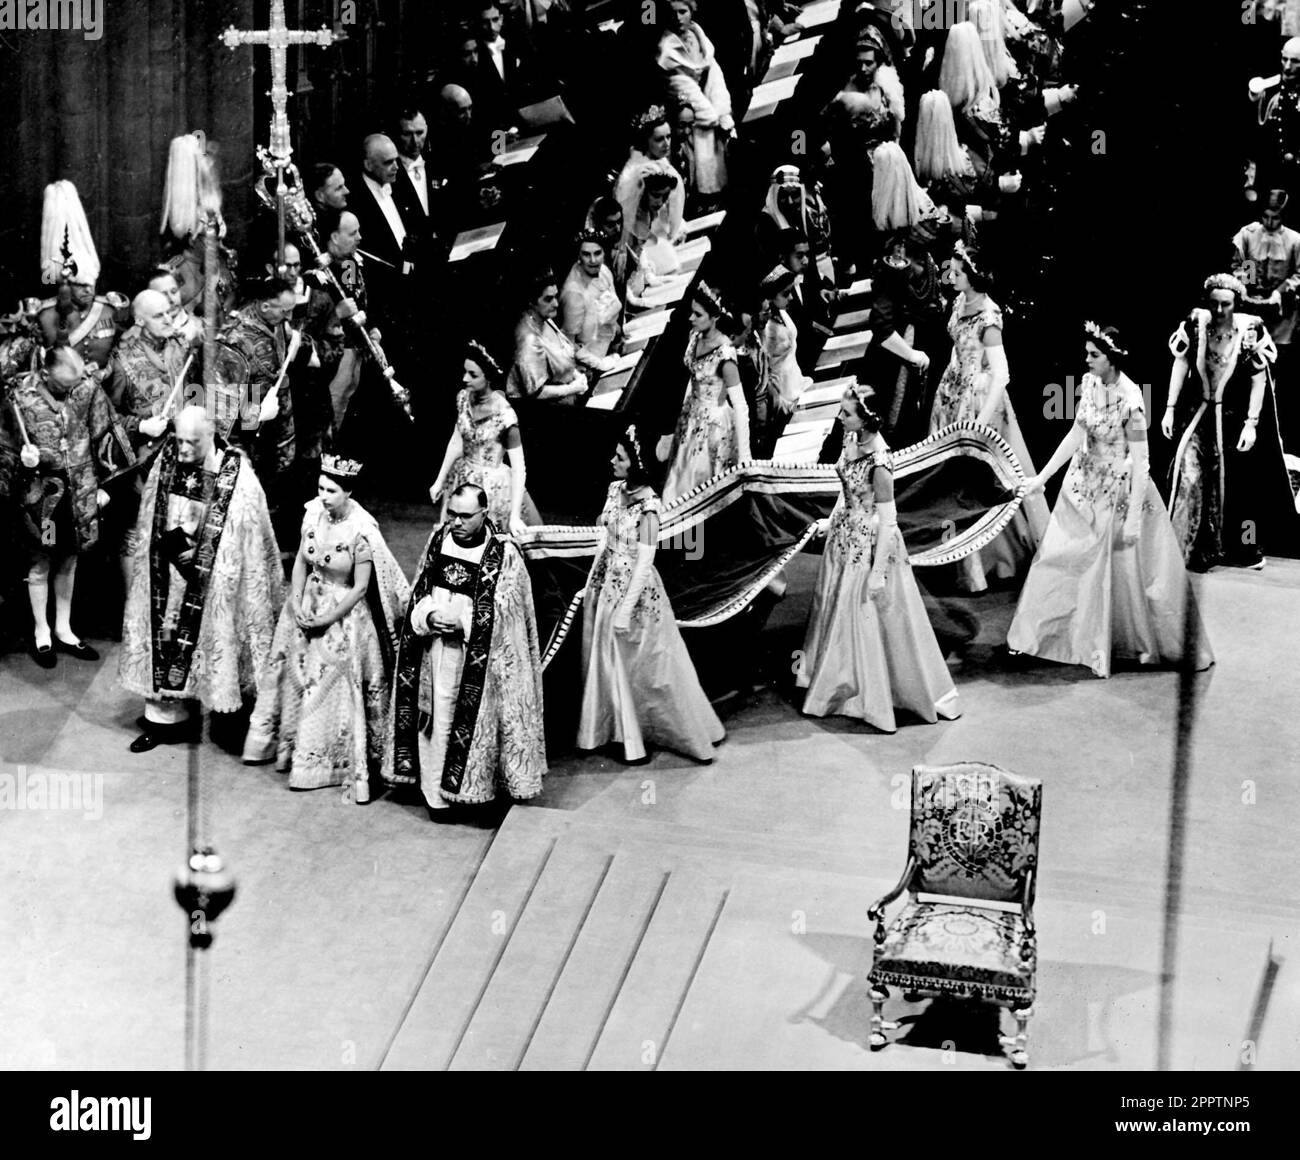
[35,181,128,392]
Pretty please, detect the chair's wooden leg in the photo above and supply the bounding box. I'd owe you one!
[869,986,891,1049]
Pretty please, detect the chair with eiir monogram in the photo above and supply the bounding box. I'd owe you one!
[867,762,1042,1068]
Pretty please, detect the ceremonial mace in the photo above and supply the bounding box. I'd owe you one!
[249,152,413,419]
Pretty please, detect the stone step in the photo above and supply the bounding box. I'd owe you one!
[380,820,559,1070]
[449,837,613,1070]
[585,865,731,1071]
[518,852,677,1071]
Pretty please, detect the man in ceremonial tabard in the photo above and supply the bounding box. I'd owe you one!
[0,346,134,666]
[220,276,317,548]
[303,207,374,434]
[35,182,128,388]
[119,406,284,753]
[105,290,193,588]
[385,484,546,816]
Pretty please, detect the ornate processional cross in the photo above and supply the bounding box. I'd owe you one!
[221,1,344,270]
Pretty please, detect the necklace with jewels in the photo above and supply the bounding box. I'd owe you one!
[326,501,352,524]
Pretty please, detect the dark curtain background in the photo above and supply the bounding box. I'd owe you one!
[0,0,259,298]
[0,0,457,302]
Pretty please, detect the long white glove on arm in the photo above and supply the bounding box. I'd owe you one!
[1026,421,1084,492]
[1123,436,1150,541]
[868,500,899,598]
[613,542,656,632]
[728,384,752,461]
[975,343,1009,428]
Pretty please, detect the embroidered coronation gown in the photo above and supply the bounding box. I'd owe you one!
[243,499,411,798]
[1007,374,1214,677]
[662,332,741,504]
[442,389,542,529]
[578,482,724,761]
[798,442,961,731]
[930,296,1049,589]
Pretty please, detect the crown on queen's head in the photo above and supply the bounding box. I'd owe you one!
[322,454,363,479]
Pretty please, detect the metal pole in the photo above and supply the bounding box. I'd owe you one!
[1155,576,1202,1070]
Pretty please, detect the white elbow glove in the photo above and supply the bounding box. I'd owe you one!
[977,345,1009,427]
[613,542,656,632]
[869,500,898,597]
[728,385,751,461]
[1124,439,1150,540]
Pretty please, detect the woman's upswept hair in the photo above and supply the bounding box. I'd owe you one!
[913,90,968,184]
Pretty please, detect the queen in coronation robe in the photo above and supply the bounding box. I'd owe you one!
[242,455,411,803]
[384,485,546,811]
[119,406,285,752]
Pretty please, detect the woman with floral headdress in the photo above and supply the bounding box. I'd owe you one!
[930,240,1049,589]
[243,454,412,803]
[1007,325,1214,677]
[430,341,543,536]
[657,282,751,503]
[797,385,960,730]
[658,0,736,201]
[577,424,724,761]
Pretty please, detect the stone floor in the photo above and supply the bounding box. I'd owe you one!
[1,520,1296,1071]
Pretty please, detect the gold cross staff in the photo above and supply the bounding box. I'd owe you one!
[221,1,345,270]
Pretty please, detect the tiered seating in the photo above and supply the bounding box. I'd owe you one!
[744,1,840,123]
[772,276,875,463]
[585,214,727,411]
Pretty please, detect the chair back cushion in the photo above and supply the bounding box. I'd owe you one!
[909,763,1041,905]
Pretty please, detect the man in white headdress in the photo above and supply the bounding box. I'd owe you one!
[35,181,128,386]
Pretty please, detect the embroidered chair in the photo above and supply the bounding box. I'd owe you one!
[867,762,1042,1068]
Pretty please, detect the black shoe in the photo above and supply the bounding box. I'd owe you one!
[129,720,196,753]
[31,641,57,669]
[130,730,164,753]
[54,637,99,661]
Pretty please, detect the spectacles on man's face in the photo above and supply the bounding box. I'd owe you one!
[448,508,485,522]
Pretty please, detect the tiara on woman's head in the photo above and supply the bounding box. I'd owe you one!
[623,423,646,468]
[633,104,668,134]
[1204,272,1246,298]
[953,238,981,277]
[760,264,798,294]
[575,227,606,249]
[322,453,363,479]
[465,339,503,381]
[694,280,726,316]
[1083,320,1129,360]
